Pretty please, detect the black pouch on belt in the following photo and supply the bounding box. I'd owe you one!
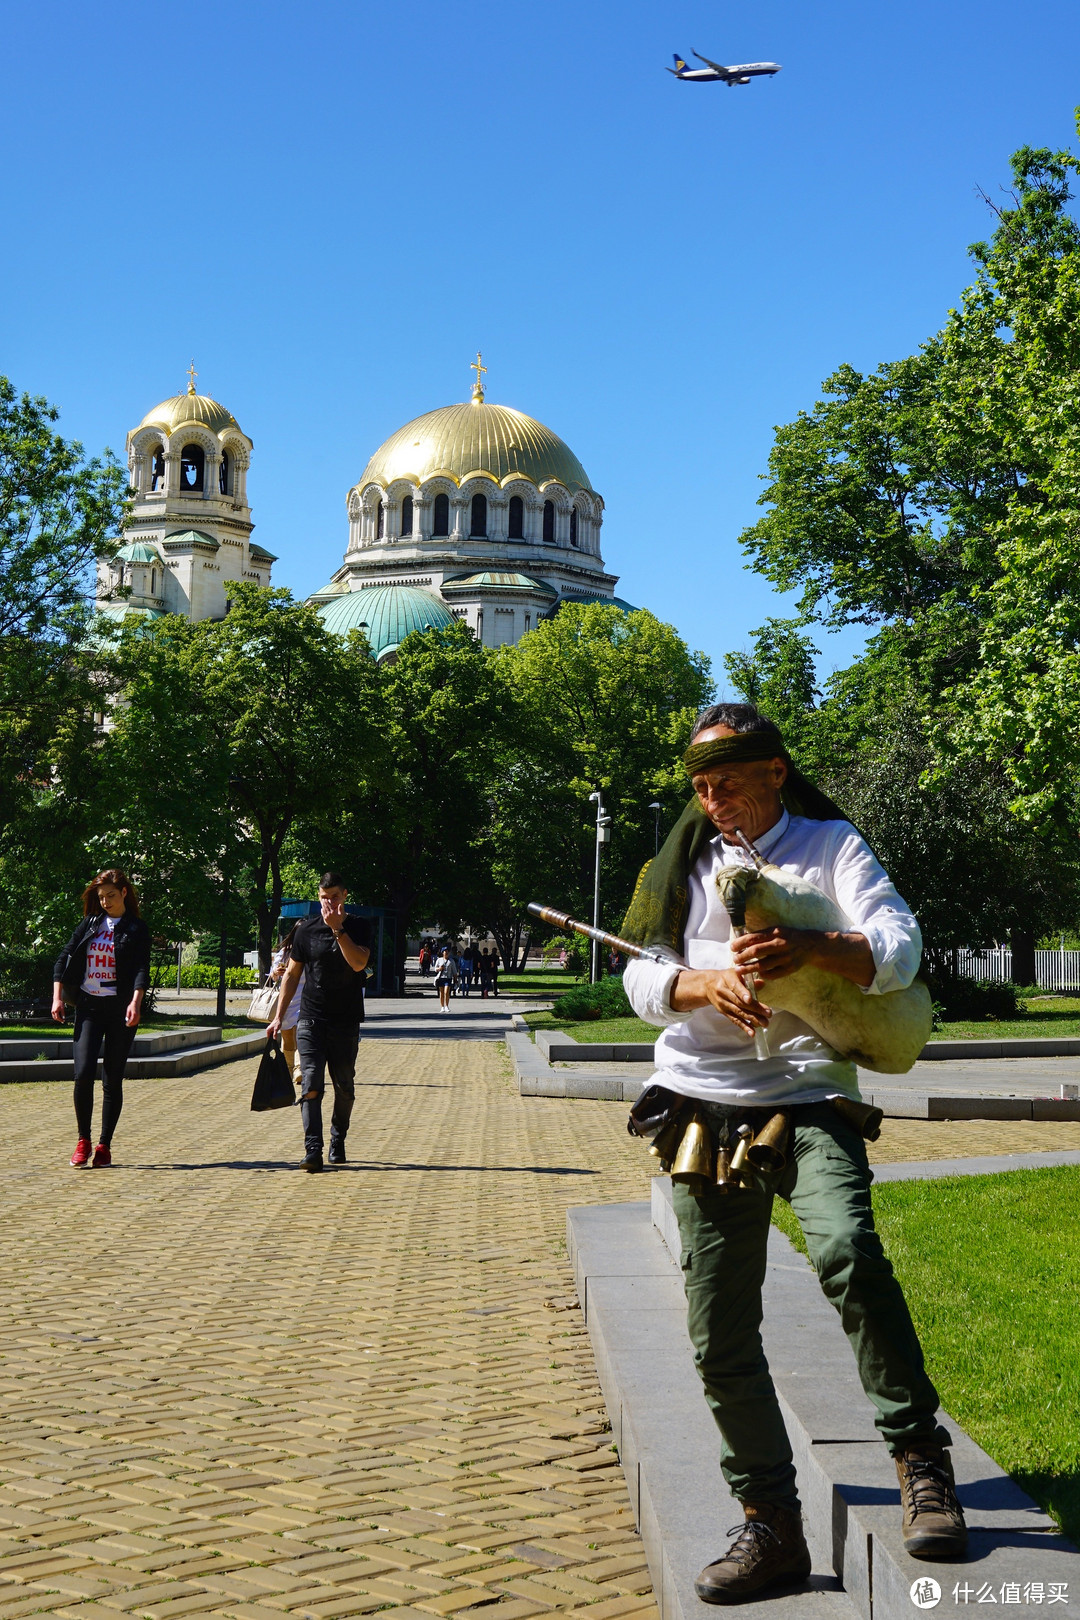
[627,1084,685,1138]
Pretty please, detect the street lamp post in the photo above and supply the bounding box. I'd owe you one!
[588,791,612,983]
[649,801,662,857]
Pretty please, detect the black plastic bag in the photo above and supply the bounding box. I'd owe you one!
[250,1038,296,1111]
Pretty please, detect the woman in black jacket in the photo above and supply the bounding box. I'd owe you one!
[52,868,151,1168]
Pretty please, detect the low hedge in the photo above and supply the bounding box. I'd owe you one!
[551,974,633,1021]
[151,964,255,989]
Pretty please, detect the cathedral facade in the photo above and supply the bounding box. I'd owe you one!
[101,362,631,657]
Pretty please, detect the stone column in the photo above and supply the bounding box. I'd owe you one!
[414,495,430,542]
[163,450,181,496]
[450,497,467,545]
[205,453,222,501]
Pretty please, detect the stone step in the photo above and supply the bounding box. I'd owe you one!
[568,1179,1077,1620]
[0,1024,220,1062]
[0,1029,267,1084]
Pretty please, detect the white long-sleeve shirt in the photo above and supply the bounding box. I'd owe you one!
[623,810,922,1107]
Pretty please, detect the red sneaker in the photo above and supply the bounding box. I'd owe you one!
[70,1138,92,1167]
[92,1144,112,1168]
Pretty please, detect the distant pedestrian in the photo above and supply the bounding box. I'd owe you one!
[434,946,458,1012]
[268,873,371,1173]
[479,948,493,998]
[419,944,430,977]
[457,950,471,998]
[270,924,305,1083]
[52,868,151,1168]
[489,950,499,997]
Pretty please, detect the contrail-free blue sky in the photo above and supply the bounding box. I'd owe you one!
[3,0,1078,685]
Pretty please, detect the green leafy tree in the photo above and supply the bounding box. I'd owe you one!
[0,378,128,983]
[492,605,714,960]
[303,620,513,985]
[102,584,382,971]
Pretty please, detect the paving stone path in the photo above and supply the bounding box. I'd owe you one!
[1,1043,1077,1620]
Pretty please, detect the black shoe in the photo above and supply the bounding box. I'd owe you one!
[300,1151,323,1173]
[328,1141,346,1166]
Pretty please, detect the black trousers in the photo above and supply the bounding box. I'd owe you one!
[72,995,135,1144]
[296,1016,359,1155]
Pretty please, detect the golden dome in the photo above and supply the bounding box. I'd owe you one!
[138,391,242,437]
[358,401,594,493]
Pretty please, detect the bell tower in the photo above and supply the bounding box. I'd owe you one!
[98,369,275,624]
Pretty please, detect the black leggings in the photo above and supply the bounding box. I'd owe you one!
[72,997,134,1144]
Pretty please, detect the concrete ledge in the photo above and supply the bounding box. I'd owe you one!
[0,1025,218,1063]
[0,1029,265,1084]
[569,1178,1077,1620]
[519,1024,1080,1065]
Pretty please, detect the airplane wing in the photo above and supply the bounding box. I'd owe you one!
[692,50,730,75]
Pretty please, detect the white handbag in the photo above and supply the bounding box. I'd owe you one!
[248,976,279,1022]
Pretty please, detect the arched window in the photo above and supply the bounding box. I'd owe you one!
[433,492,450,536]
[508,496,524,539]
[570,507,579,547]
[180,444,205,492]
[401,495,414,536]
[376,500,385,539]
[470,494,487,538]
[543,500,555,544]
[151,447,165,491]
[219,451,230,496]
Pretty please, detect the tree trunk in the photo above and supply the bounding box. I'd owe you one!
[1010,928,1036,987]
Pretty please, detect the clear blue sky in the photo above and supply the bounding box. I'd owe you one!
[3,0,1079,690]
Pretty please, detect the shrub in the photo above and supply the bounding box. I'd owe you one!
[0,948,54,1003]
[552,974,633,1021]
[923,970,1023,1023]
[150,963,254,990]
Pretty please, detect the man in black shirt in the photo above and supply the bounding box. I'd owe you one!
[268,873,371,1172]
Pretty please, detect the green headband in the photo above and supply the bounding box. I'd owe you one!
[683,732,787,776]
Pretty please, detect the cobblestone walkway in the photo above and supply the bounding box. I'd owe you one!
[1,1048,1075,1620]
[0,1044,660,1620]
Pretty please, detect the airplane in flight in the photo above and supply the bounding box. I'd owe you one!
[668,50,782,86]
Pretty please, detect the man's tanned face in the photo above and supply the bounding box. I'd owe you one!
[690,725,787,843]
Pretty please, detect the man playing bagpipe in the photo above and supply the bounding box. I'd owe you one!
[621,703,967,1603]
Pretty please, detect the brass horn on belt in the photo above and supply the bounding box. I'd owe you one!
[746,1109,791,1174]
[671,1108,715,1196]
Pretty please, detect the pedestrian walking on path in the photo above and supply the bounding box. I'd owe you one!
[52,868,151,1168]
[270,925,305,1083]
[268,873,371,1172]
[623,702,968,1602]
[434,946,458,1012]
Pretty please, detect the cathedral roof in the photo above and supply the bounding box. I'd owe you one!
[357,401,594,493]
[115,541,159,563]
[315,583,455,660]
[442,571,558,596]
[559,588,638,612]
[137,390,242,437]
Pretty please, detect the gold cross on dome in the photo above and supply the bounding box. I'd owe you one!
[470,351,487,402]
[187,360,198,395]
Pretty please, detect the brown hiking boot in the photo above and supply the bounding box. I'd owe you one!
[895,1442,968,1559]
[694,1502,811,1604]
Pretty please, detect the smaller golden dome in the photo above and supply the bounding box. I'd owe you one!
[138,391,242,437]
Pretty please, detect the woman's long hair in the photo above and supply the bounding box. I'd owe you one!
[278,922,299,954]
[81,868,140,918]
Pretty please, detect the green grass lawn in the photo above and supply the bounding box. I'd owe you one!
[523,992,1080,1045]
[772,1167,1080,1541]
[523,1009,658,1043]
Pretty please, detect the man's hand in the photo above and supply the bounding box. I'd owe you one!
[321,894,346,932]
[671,967,771,1038]
[267,1014,282,1041]
[731,926,876,989]
[730,927,821,982]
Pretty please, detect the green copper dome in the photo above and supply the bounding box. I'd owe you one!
[115,541,159,563]
[316,583,455,660]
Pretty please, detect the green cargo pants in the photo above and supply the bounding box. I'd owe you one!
[672,1100,941,1511]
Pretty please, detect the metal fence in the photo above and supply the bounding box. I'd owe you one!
[954,946,1080,992]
